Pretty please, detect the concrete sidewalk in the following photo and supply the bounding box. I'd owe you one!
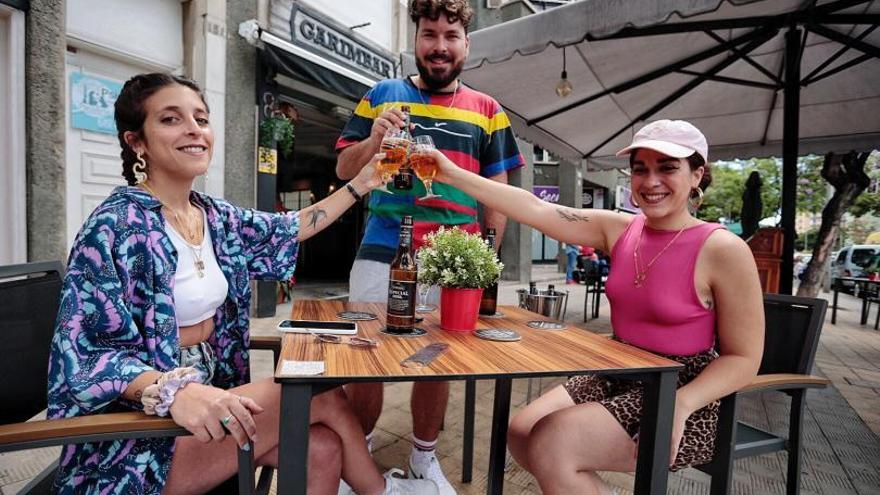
[2,265,878,494]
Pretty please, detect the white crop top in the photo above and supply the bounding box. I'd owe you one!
[166,206,229,326]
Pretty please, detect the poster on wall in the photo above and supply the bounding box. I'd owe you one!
[70,73,122,135]
[532,185,560,203]
[582,188,605,208]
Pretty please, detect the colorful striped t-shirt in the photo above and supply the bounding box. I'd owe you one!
[336,77,524,262]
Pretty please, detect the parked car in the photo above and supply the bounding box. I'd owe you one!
[832,244,880,290]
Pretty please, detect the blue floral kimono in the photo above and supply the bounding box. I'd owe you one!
[47,186,300,494]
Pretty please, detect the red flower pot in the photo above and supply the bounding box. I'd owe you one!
[440,287,483,332]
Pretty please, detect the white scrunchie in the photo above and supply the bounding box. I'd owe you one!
[141,367,203,416]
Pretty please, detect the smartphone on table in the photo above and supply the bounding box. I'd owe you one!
[276,319,358,335]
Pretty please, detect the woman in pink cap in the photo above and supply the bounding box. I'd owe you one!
[428,119,764,494]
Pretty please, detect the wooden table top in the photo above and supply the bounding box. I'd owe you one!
[275,300,681,382]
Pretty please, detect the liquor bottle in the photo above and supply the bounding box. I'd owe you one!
[386,215,417,333]
[529,281,538,295]
[393,105,414,190]
[547,284,556,295]
[479,228,499,315]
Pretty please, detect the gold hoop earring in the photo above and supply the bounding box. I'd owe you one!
[630,192,640,208]
[133,152,148,184]
[689,187,704,210]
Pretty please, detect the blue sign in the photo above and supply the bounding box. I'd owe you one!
[70,73,122,134]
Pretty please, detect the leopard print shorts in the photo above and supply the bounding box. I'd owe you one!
[563,346,719,472]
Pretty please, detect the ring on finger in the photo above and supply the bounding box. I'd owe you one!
[221,414,235,426]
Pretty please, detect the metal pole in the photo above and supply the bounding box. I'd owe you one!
[780,26,802,295]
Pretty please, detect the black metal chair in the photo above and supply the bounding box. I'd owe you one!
[0,261,276,494]
[695,293,830,495]
[581,260,605,321]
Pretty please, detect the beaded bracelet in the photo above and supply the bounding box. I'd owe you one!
[345,182,363,202]
[141,367,203,417]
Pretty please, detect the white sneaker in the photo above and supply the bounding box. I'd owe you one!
[337,479,354,495]
[408,452,456,495]
[383,468,439,495]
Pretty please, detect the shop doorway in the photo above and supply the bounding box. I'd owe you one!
[276,95,362,281]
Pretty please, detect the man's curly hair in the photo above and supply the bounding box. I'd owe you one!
[409,0,474,31]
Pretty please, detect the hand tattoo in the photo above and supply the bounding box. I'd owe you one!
[307,208,328,229]
[556,208,590,222]
[705,298,714,310]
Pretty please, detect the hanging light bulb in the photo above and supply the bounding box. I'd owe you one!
[555,46,573,98]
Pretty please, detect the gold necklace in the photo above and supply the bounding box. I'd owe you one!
[414,78,459,116]
[632,221,689,288]
[139,183,206,278]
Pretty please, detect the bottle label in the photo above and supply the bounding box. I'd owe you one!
[387,278,416,325]
[479,283,498,315]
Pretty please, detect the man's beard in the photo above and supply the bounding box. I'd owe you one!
[415,54,463,91]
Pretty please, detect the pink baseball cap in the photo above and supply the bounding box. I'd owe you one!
[616,119,708,163]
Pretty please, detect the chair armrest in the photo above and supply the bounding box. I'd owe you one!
[250,335,281,354]
[740,373,830,393]
[0,412,186,453]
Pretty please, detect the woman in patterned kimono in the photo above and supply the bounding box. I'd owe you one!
[47,73,438,495]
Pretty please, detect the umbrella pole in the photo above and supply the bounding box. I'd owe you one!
[780,25,801,295]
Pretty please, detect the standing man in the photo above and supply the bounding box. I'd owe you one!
[335,1,524,492]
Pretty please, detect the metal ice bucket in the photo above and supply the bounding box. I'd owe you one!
[516,289,568,320]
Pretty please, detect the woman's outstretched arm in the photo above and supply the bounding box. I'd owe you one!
[297,153,384,242]
[431,150,629,253]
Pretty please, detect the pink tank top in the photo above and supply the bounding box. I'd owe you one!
[605,215,724,356]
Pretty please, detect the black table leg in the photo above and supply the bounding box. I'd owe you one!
[277,383,313,495]
[462,378,476,483]
[487,378,512,495]
[832,283,839,324]
[634,369,677,495]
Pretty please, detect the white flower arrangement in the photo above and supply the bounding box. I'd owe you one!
[417,227,503,289]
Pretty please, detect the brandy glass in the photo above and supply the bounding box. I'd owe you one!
[411,135,441,199]
[377,128,411,194]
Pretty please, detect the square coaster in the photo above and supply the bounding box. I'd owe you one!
[527,320,566,330]
[474,328,521,342]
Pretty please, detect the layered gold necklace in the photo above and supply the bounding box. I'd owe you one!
[632,221,689,288]
[140,182,206,277]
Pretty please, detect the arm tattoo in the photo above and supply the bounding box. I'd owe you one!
[556,208,591,222]
[307,208,328,229]
[134,389,143,401]
[705,298,714,310]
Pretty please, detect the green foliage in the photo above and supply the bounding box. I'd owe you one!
[795,227,821,251]
[698,155,828,224]
[259,116,295,158]
[850,152,880,218]
[417,228,503,289]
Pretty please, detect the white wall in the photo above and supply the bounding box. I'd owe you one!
[296,0,396,52]
[67,0,183,70]
[0,5,26,264]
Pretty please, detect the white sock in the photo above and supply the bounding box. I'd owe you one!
[365,430,374,454]
[410,435,438,464]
